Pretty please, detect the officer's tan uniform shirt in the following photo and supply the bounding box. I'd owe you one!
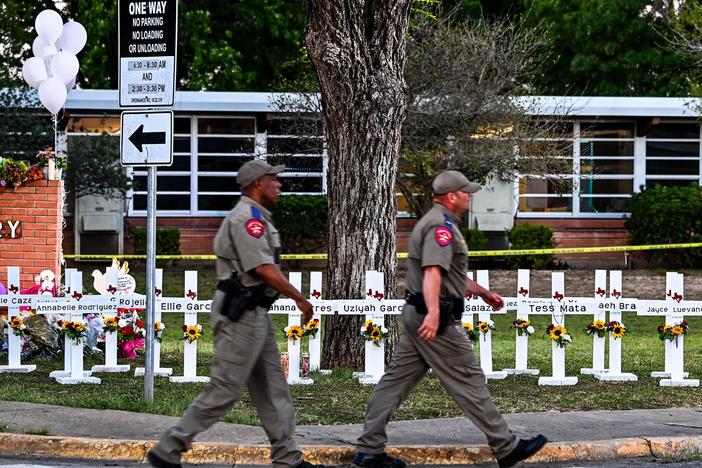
[406,203,468,299]
[213,196,281,287]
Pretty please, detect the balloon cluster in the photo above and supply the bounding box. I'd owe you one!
[21,10,87,115]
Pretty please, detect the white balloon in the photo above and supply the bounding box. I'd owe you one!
[38,77,67,115]
[22,57,49,89]
[32,36,50,57]
[58,21,87,54]
[50,51,79,85]
[35,9,64,44]
[65,78,76,93]
[40,43,58,59]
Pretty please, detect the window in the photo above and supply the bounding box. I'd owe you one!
[644,123,700,189]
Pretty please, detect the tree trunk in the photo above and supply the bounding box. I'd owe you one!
[306,0,412,369]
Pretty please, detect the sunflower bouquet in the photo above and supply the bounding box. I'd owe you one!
[476,320,495,340]
[360,319,389,346]
[606,321,626,339]
[284,324,304,341]
[8,316,28,338]
[657,320,688,347]
[546,324,572,348]
[102,316,119,334]
[583,319,606,338]
[62,319,88,344]
[511,318,535,337]
[462,322,479,344]
[303,318,320,338]
[182,324,203,343]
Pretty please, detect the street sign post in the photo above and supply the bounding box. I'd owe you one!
[118,0,178,107]
[120,111,173,166]
[118,0,178,404]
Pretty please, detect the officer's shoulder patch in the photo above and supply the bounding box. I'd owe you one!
[245,218,265,238]
[434,226,453,247]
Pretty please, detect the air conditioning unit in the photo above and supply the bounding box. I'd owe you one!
[75,195,124,258]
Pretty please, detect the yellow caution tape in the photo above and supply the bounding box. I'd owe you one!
[63,242,702,261]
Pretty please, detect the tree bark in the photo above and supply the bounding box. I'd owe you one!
[306,0,412,369]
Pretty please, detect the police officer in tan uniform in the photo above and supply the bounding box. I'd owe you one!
[148,160,324,468]
[354,171,547,468]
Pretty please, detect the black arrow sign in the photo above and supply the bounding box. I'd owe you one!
[129,124,166,152]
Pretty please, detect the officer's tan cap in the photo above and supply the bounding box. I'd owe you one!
[432,170,481,195]
[237,160,285,189]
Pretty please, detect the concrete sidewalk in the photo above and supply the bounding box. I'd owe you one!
[1,401,701,465]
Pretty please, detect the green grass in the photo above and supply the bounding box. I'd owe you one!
[2,263,701,426]
[23,428,50,436]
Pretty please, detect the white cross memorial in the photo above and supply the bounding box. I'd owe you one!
[135,269,173,376]
[580,270,608,376]
[469,270,506,379]
[641,272,698,387]
[503,269,539,376]
[594,270,637,382]
[0,267,37,373]
[168,271,210,383]
[278,272,313,385]
[91,267,131,373]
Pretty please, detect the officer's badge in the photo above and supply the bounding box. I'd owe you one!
[245,219,265,238]
[434,226,453,246]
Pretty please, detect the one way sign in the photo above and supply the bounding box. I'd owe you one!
[120,111,173,166]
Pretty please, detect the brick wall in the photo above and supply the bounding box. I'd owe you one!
[0,180,63,287]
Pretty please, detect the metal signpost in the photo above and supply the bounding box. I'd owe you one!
[118,0,178,403]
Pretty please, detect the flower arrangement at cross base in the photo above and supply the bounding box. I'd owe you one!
[476,320,495,340]
[360,319,389,346]
[462,322,479,344]
[511,318,535,337]
[584,320,606,338]
[657,320,688,348]
[182,324,203,343]
[546,324,572,348]
[8,317,29,338]
[606,321,626,339]
[284,325,304,341]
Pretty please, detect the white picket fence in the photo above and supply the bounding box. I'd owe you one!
[1,267,700,387]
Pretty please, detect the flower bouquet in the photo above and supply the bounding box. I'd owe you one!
[657,320,688,347]
[546,324,572,348]
[182,324,203,343]
[584,319,606,338]
[462,322,479,344]
[155,321,166,343]
[284,324,304,340]
[360,319,389,346]
[476,320,495,340]
[511,318,535,337]
[8,316,28,338]
[303,318,320,338]
[62,319,88,344]
[606,321,626,339]
[116,308,145,359]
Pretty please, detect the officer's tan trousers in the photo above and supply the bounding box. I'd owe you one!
[153,291,301,467]
[356,304,519,460]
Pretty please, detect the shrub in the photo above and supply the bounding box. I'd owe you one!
[271,195,328,254]
[507,224,555,269]
[461,228,488,251]
[132,227,181,266]
[625,183,702,267]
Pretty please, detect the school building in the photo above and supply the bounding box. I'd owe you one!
[59,91,702,263]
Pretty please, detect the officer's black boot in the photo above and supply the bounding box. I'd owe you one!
[354,452,406,468]
[497,434,548,468]
[147,449,183,468]
[296,460,327,468]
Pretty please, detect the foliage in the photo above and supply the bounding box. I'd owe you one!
[625,183,702,267]
[271,195,327,254]
[0,89,54,162]
[461,228,488,251]
[0,153,50,189]
[62,0,308,91]
[398,14,568,216]
[507,223,555,269]
[523,0,701,96]
[131,227,181,266]
[64,134,132,198]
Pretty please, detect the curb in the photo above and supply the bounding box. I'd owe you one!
[0,433,701,465]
